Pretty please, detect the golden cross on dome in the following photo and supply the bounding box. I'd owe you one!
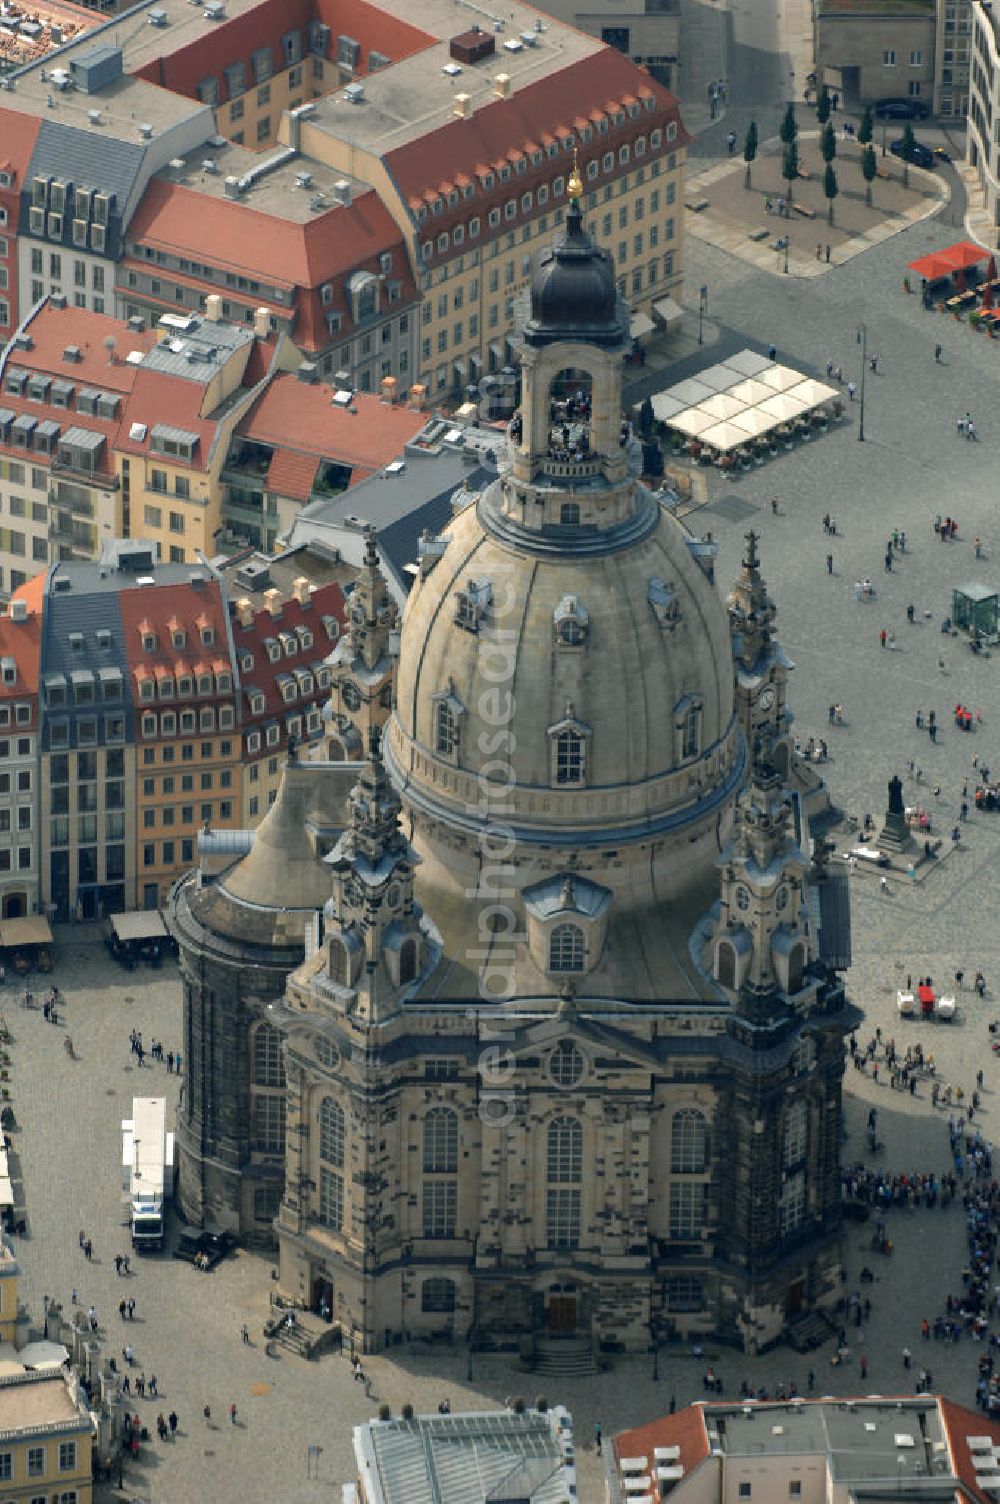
[568,146,583,202]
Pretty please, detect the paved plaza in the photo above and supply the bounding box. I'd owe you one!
[8,166,1000,1504]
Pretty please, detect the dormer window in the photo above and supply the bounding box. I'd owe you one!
[453,576,492,634]
[197,673,212,695]
[548,706,591,786]
[674,694,703,763]
[177,673,193,697]
[648,577,680,630]
[433,684,465,764]
[265,638,281,663]
[249,690,266,715]
[158,676,174,699]
[240,651,254,671]
[554,594,589,649]
[139,678,155,702]
[171,626,186,649]
[199,623,214,647]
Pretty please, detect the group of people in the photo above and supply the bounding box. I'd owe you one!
[955,703,979,733]
[935,513,960,539]
[128,1029,181,1074]
[957,413,978,441]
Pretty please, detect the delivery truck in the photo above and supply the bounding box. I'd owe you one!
[121,1096,174,1251]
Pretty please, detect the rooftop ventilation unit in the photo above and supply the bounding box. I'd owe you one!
[129,422,147,441]
[503,37,524,51]
[169,157,185,172]
[295,171,313,189]
[148,7,167,24]
[138,122,153,139]
[308,195,326,212]
[204,0,224,16]
[343,81,365,104]
[443,62,462,76]
[520,30,537,45]
[332,389,353,407]
[127,315,145,332]
[450,29,495,64]
[88,109,101,125]
[333,180,351,207]
[223,175,241,198]
[49,68,71,91]
[201,159,218,174]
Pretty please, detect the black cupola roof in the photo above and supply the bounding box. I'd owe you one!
[522,175,628,349]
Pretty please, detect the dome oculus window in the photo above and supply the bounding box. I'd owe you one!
[553,594,589,649]
[341,681,361,712]
[548,1040,585,1087]
[315,1036,340,1069]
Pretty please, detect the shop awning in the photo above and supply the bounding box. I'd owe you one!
[0,917,52,949]
[908,240,989,280]
[629,311,655,339]
[653,296,684,329]
[108,911,168,943]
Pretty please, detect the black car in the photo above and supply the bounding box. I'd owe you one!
[874,97,931,120]
[890,137,935,169]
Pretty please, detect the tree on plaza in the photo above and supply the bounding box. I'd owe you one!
[861,144,877,207]
[782,138,799,202]
[780,102,798,145]
[743,119,758,189]
[816,85,831,125]
[823,162,839,225]
[821,121,837,166]
[858,105,874,145]
[899,124,916,188]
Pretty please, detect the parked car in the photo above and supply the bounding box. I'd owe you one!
[173,1227,236,1270]
[890,137,935,169]
[875,97,931,119]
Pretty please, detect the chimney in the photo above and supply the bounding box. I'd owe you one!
[236,597,253,628]
[333,180,352,208]
[493,72,512,99]
[253,307,270,338]
[453,92,472,119]
[205,294,222,322]
[8,599,27,624]
[291,576,310,605]
[263,587,282,617]
[409,382,427,411]
[380,375,397,404]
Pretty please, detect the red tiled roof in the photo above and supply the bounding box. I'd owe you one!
[234,583,345,745]
[386,49,689,201]
[612,1403,710,1491]
[132,0,433,102]
[0,609,41,702]
[940,1397,1000,1504]
[10,304,158,389]
[118,579,232,687]
[239,373,426,482]
[265,447,320,503]
[116,369,223,467]
[123,180,417,353]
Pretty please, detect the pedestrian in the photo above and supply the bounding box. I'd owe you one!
[885,550,893,573]
[121,1374,130,1395]
[768,344,777,361]
[860,1353,869,1378]
[204,1405,211,1426]
[169,1410,178,1436]
[136,1375,145,1399]
[848,381,856,401]
[902,1346,911,1369]
[771,495,779,514]
[128,1298,135,1320]
[167,1051,174,1074]
[149,1374,158,1396]
[880,628,887,649]
[229,1402,238,1425]
[594,1422,602,1454]
[826,553,833,574]
[816,242,822,260]
[175,1052,182,1074]
[84,1238,92,1260]
[975,536,983,558]
[115,1254,122,1276]
[123,1255,130,1276]
[935,343,942,362]
[88,1305,98,1332]
[825,244,831,263]
[899,530,906,551]
[241,1323,250,1345]
[71,1287,77,1306]
[118,1299,127,1321]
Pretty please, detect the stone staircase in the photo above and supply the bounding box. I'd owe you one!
[785,1309,836,1353]
[531,1337,598,1377]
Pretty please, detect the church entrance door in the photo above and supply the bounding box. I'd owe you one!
[785,1278,804,1318]
[312,1275,334,1321]
[547,1294,577,1335]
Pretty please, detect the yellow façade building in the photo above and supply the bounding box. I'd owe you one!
[0,1369,94,1504]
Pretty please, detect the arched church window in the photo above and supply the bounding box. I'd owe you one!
[716,940,736,989]
[436,700,458,757]
[670,1108,708,1173]
[328,937,349,987]
[253,1022,285,1088]
[320,1097,345,1168]
[423,1107,458,1173]
[782,1099,807,1169]
[399,936,418,985]
[555,730,583,785]
[787,940,805,994]
[549,923,585,973]
[681,702,699,759]
[546,1115,582,1250]
[421,1277,456,1312]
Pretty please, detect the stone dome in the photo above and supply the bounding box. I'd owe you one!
[522,198,628,350]
[385,490,744,864]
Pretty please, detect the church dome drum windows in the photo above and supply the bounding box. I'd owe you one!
[549,922,585,973]
[318,1096,345,1232]
[432,685,465,765]
[670,1107,708,1174]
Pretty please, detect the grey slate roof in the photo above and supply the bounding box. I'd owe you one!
[816,868,852,972]
[26,120,146,211]
[40,571,132,752]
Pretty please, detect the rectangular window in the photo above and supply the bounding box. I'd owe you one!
[883,48,896,64]
[422,1179,457,1237]
[27,1446,44,1476]
[546,1188,581,1250]
[319,1166,343,1229]
[669,1181,708,1238]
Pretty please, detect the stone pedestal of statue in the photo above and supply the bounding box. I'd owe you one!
[879,772,913,852]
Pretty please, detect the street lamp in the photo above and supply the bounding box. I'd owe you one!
[698,284,709,345]
[856,323,867,441]
[784,235,790,275]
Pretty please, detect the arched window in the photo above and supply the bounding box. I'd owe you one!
[716,940,736,989]
[421,1277,456,1312]
[546,1116,582,1250]
[423,1107,458,1173]
[555,730,583,785]
[328,937,349,987]
[782,1099,807,1168]
[436,699,458,757]
[549,923,585,974]
[253,1023,285,1088]
[787,940,805,994]
[681,701,700,760]
[560,502,580,525]
[671,1108,708,1174]
[320,1097,345,1168]
[399,936,418,985]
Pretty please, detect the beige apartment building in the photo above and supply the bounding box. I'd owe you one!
[815,0,970,118]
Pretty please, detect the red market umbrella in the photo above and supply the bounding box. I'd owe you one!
[989,255,997,281]
[983,283,994,311]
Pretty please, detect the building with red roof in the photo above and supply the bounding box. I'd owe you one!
[611,1396,1000,1503]
[0,595,42,920]
[0,113,40,343]
[117,572,240,905]
[222,371,429,547]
